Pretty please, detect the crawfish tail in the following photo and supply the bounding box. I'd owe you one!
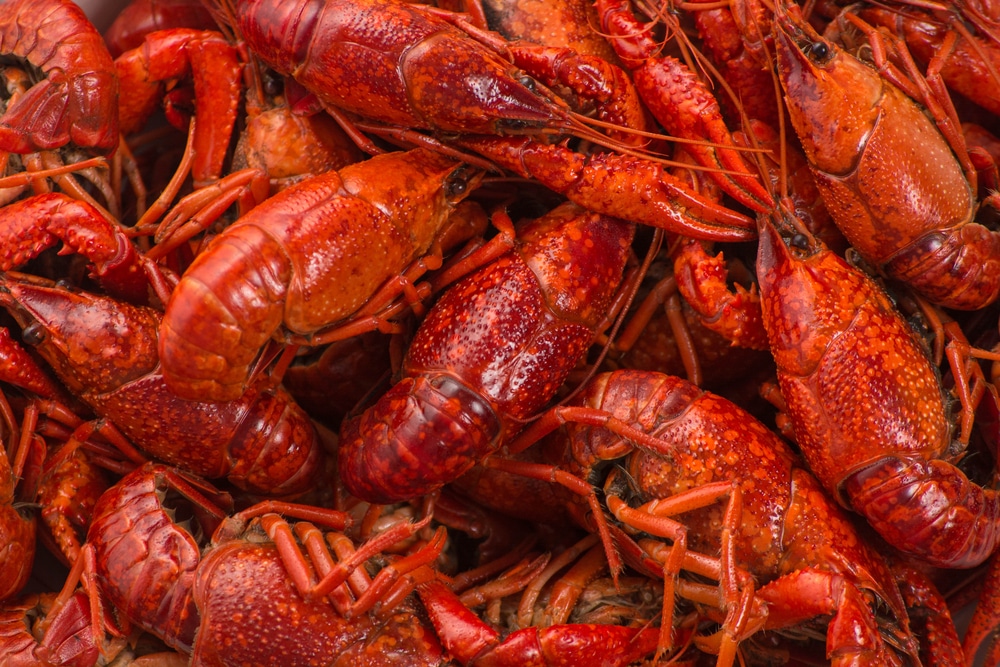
[0,0,118,153]
[159,222,293,402]
[883,223,1000,311]
[339,375,503,504]
[87,465,203,652]
[846,458,1000,569]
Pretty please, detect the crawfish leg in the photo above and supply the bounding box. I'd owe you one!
[457,136,756,242]
[756,568,897,666]
[418,578,661,666]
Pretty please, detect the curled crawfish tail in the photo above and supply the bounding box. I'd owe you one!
[86,464,206,652]
[0,0,119,154]
[339,375,503,504]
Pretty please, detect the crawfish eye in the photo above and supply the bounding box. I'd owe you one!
[21,322,45,345]
[790,233,810,249]
[808,40,832,63]
[444,167,472,199]
[517,74,537,92]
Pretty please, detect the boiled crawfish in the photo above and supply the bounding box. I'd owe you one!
[772,0,1000,310]
[755,206,999,569]
[0,273,325,497]
[157,147,485,403]
[473,368,927,664]
[338,201,633,504]
[211,0,757,241]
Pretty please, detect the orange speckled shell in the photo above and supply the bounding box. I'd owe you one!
[567,370,905,621]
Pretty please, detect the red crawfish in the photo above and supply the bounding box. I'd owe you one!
[0,274,325,497]
[212,0,757,242]
[84,462,452,665]
[772,1,1000,310]
[754,205,1000,569]
[338,201,634,504]
[157,147,486,403]
[0,0,119,155]
[481,369,926,664]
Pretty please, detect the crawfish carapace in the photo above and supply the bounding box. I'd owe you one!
[756,212,1000,569]
[339,202,634,503]
[190,540,450,667]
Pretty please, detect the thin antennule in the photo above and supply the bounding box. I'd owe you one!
[204,0,241,43]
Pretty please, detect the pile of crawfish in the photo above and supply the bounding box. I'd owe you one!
[1,0,1000,663]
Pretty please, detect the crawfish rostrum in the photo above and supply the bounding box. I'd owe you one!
[0,0,999,664]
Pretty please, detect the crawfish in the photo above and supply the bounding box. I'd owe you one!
[85,462,453,665]
[477,369,925,664]
[158,147,485,403]
[213,0,757,242]
[772,1,1000,310]
[0,274,325,497]
[754,204,1000,569]
[338,201,634,504]
[0,0,119,155]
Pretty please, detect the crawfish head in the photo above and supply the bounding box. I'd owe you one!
[772,3,882,175]
[0,277,160,396]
